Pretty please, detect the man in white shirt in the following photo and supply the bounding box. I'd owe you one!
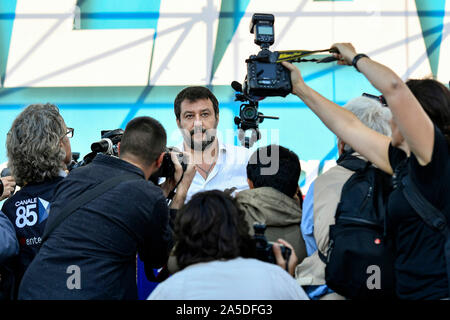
[174,86,252,201]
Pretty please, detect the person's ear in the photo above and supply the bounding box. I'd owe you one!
[155,152,165,168]
[117,142,121,156]
[176,118,181,129]
[247,178,254,189]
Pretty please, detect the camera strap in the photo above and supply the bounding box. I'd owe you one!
[41,174,140,243]
[166,170,185,203]
[276,49,338,64]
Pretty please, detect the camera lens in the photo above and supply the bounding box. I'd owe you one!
[242,106,257,121]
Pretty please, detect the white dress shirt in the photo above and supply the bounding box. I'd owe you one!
[176,139,252,202]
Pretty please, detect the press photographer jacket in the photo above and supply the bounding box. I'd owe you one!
[1,176,64,299]
[18,154,173,300]
[236,187,307,263]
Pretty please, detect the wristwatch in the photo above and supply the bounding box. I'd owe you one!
[352,53,369,72]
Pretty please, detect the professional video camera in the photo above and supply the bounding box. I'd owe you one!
[233,13,339,147]
[253,223,291,266]
[68,129,124,171]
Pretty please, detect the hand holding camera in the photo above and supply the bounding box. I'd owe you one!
[253,223,294,274]
[0,169,16,200]
[272,238,298,277]
[159,149,195,209]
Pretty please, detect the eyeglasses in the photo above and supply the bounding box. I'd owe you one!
[362,93,387,106]
[65,127,74,139]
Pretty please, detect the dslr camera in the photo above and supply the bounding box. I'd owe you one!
[150,147,188,182]
[253,223,291,265]
[244,13,291,98]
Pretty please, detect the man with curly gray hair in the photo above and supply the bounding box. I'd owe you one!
[0,103,72,299]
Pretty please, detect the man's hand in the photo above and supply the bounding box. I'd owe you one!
[330,43,357,65]
[167,152,196,209]
[272,238,298,277]
[160,151,184,197]
[0,176,16,201]
[281,61,309,98]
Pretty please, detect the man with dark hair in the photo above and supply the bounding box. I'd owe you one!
[174,86,252,201]
[236,145,307,264]
[148,190,308,300]
[18,116,195,300]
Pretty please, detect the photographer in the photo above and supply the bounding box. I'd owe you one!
[1,103,72,299]
[148,190,308,300]
[282,43,450,300]
[18,116,195,300]
[236,144,307,264]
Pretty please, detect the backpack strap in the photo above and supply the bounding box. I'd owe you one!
[337,150,370,173]
[41,174,140,243]
[401,175,447,233]
[401,174,450,298]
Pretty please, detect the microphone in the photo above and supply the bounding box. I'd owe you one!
[231,81,243,93]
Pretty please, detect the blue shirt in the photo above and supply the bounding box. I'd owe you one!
[301,180,334,300]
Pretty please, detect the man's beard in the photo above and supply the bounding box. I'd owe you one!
[189,128,216,151]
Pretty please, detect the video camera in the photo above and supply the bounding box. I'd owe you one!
[232,80,279,148]
[253,223,291,265]
[68,129,124,171]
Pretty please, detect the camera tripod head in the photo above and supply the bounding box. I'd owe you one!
[231,81,279,148]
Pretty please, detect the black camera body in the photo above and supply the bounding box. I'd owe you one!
[153,148,188,179]
[253,223,291,265]
[244,13,291,98]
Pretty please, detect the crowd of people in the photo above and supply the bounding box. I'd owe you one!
[0,42,449,300]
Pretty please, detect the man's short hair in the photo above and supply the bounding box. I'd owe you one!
[342,96,392,152]
[246,145,301,198]
[120,116,166,166]
[174,86,219,120]
[174,190,255,270]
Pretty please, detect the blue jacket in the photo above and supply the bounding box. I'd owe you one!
[0,210,18,264]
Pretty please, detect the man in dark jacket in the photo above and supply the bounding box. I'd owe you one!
[18,116,194,300]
